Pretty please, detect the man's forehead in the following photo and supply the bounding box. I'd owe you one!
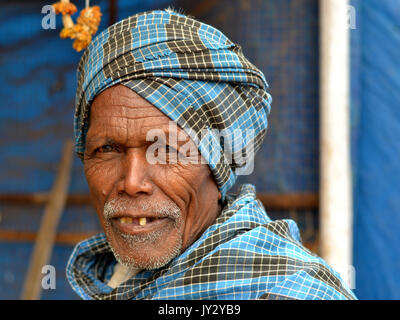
[90,85,165,119]
[87,85,189,142]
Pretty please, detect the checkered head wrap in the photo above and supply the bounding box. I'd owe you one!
[74,9,272,198]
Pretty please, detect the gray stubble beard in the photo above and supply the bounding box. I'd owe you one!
[103,197,183,270]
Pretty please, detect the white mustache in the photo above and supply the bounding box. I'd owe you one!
[103,197,181,220]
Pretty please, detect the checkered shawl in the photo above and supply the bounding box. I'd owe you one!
[74,9,272,198]
[66,184,356,300]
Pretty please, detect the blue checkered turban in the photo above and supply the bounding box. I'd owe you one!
[74,9,272,199]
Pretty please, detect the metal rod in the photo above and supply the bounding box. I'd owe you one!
[0,192,318,211]
[0,230,96,246]
[0,193,92,206]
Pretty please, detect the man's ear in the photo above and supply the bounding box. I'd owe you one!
[218,192,222,200]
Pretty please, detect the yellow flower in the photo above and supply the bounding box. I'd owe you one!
[77,6,102,35]
[59,27,75,39]
[54,2,102,52]
[73,35,92,52]
[52,1,77,15]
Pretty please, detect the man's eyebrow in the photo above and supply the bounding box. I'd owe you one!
[85,137,117,150]
[85,126,192,150]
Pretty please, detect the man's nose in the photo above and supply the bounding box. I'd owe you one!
[116,149,153,197]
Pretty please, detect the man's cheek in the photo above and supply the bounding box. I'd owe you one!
[84,159,103,182]
[165,163,202,186]
[85,162,118,200]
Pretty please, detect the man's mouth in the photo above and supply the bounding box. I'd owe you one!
[103,198,182,239]
[111,215,170,234]
[118,217,154,226]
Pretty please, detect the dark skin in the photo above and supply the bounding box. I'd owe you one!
[83,84,222,270]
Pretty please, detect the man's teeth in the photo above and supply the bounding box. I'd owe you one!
[120,217,133,224]
[119,217,147,225]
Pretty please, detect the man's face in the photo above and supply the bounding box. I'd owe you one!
[83,84,221,270]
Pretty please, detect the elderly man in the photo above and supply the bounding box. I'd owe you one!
[66,9,356,300]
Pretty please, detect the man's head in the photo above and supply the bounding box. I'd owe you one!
[84,84,221,269]
[74,9,271,270]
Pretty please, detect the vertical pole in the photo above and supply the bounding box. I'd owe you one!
[20,140,74,300]
[319,0,354,287]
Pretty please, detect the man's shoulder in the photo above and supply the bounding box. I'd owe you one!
[258,267,357,300]
[217,207,357,300]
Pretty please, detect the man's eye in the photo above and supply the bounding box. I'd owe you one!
[96,144,115,153]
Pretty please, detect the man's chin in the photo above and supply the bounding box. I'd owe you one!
[106,229,183,270]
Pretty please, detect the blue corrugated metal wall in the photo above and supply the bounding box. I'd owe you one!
[351,0,400,300]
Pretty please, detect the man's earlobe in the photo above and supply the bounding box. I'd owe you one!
[218,192,222,200]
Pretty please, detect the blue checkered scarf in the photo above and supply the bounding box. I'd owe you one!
[74,9,272,199]
[66,184,356,300]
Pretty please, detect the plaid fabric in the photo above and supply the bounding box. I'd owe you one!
[74,9,272,199]
[66,184,356,300]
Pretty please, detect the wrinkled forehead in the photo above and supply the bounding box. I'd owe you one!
[89,85,165,122]
[87,84,191,144]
